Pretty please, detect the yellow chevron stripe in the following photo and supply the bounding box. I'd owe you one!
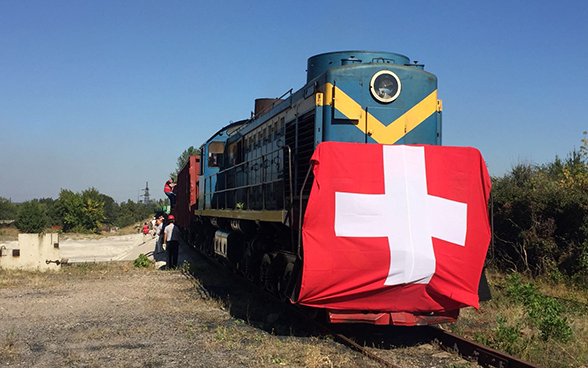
[324,83,438,144]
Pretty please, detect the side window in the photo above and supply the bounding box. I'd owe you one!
[208,141,225,168]
[208,153,221,167]
[199,149,204,175]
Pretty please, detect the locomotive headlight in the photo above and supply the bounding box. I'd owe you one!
[370,70,401,103]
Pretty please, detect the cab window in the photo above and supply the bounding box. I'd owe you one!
[208,141,225,168]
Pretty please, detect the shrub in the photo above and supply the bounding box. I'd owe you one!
[493,315,526,356]
[505,274,572,342]
[16,200,48,233]
[491,147,588,282]
[133,254,151,268]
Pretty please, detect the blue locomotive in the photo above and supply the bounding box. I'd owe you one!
[182,51,456,325]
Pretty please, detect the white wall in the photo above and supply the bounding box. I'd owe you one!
[0,233,60,271]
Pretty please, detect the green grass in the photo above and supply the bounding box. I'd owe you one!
[446,269,588,368]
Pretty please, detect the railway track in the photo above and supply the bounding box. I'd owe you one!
[182,242,543,368]
[312,319,543,368]
[427,327,542,368]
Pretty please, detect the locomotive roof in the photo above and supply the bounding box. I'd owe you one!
[203,119,249,145]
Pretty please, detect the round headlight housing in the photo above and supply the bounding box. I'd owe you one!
[370,70,401,103]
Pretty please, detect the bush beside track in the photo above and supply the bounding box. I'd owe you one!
[490,134,588,285]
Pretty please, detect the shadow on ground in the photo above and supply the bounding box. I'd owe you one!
[178,239,437,349]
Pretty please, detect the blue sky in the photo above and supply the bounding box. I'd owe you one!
[1,1,586,203]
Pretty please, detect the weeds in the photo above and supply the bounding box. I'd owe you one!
[271,355,284,364]
[0,329,18,362]
[215,326,227,341]
[494,316,529,356]
[185,323,195,339]
[475,274,572,358]
[180,260,192,273]
[452,270,587,368]
[133,254,151,268]
[506,274,572,342]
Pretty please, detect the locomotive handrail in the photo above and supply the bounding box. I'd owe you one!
[297,161,316,259]
[207,178,284,194]
[284,145,294,248]
[203,146,292,215]
[252,88,293,120]
[210,146,285,177]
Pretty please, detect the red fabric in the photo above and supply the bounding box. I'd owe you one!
[295,142,491,312]
[142,225,149,234]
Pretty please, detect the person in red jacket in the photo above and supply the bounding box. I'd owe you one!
[142,222,150,242]
[164,178,177,210]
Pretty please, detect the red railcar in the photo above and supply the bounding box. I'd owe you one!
[173,156,200,229]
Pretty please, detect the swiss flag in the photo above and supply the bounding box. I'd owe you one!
[295,142,491,312]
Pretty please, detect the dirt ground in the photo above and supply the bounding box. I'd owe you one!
[0,235,475,368]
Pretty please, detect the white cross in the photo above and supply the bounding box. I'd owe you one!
[334,146,467,285]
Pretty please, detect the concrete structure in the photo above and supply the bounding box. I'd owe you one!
[0,233,61,271]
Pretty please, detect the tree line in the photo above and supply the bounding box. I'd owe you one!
[0,147,198,234]
[0,188,165,234]
[491,132,588,286]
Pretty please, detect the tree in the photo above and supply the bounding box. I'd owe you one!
[100,194,118,227]
[80,188,106,233]
[0,197,17,221]
[56,188,105,233]
[16,200,48,233]
[170,146,200,181]
[38,197,61,227]
[114,200,154,228]
[56,189,84,232]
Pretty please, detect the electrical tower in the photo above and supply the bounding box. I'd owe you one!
[140,182,150,204]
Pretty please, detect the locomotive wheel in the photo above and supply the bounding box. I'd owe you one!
[278,261,294,302]
[260,253,288,295]
[259,253,276,293]
[243,247,262,284]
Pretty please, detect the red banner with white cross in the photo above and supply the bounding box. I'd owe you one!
[295,142,491,312]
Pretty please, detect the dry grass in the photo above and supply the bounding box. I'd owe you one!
[0,268,58,289]
[0,227,18,241]
[0,262,138,289]
[0,329,18,363]
[202,323,359,368]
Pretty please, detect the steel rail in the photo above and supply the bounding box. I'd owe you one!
[427,326,543,368]
[321,327,400,368]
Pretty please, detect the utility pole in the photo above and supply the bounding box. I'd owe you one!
[140,182,150,205]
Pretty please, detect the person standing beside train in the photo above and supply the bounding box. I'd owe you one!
[153,216,164,254]
[163,215,180,269]
[164,178,177,210]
